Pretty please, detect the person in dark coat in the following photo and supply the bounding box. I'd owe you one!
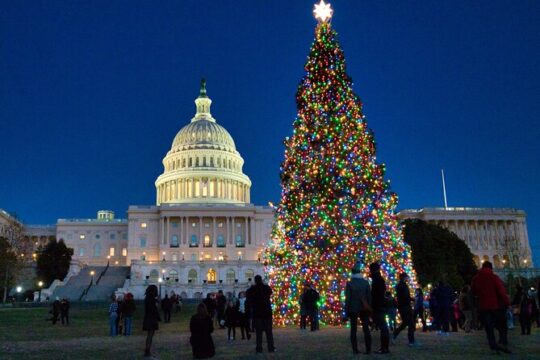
[162,294,172,323]
[433,280,452,334]
[203,293,217,323]
[190,303,215,359]
[224,299,239,340]
[302,283,320,331]
[237,291,251,340]
[414,288,427,332]
[50,297,61,325]
[216,290,227,329]
[393,273,416,346]
[514,286,533,335]
[299,288,308,330]
[471,261,511,354]
[246,275,275,353]
[116,295,124,335]
[344,263,372,354]
[143,285,161,358]
[123,292,136,336]
[369,262,390,354]
[60,298,70,325]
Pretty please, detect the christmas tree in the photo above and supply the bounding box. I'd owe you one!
[265,1,417,326]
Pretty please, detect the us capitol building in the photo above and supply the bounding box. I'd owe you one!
[4,82,274,299]
[1,82,535,299]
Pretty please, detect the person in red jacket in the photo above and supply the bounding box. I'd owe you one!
[471,261,511,354]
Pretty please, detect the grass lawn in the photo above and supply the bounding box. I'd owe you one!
[1,304,539,359]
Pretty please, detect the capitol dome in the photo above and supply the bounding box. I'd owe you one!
[155,80,251,205]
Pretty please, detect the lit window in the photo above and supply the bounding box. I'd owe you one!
[93,244,101,257]
[190,235,198,247]
[80,234,86,240]
[217,235,225,247]
[236,235,245,247]
[218,223,223,228]
[140,237,147,247]
[122,248,127,257]
[172,254,178,261]
[171,235,179,248]
[79,248,85,257]
[204,234,212,247]
[141,222,147,228]
[109,247,115,257]
[192,223,196,227]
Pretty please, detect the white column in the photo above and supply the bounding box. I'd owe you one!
[160,217,165,246]
[199,216,203,246]
[213,217,217,248]
[249,217,255,245]
[226,217,231,245]
[164,216,169,245]
[244,216,248,246]
[231,217,235,245]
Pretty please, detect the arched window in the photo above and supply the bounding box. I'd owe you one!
[217,235,225,247]
[482,255,490,264]
[93,243,101,257]
[226,269,236,284]
[171,235,179,248]
[149,269,159,282]
[169,270,179,282]
[188,269,198,283]
[207,268,216,283]
[245,269,254,282]
[79,247,86,257]
[204,234,212,247]
[190,235,198,247]
[236,235,244,247]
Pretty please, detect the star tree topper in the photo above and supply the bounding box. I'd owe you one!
[313,0,333,23]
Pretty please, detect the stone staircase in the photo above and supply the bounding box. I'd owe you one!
[51,266,130,302]
[83,266,130,301]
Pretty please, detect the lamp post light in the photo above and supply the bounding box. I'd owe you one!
[90,270,95,285]
[16,286,22,302]
[158,277,163,299]
[182,252,185,261]
[38,281,43,302]
[162,251,166,261]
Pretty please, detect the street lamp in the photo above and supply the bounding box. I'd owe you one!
[38,281,43,302]
[158,278,163,299]
[16,286,22,302]
[162,251,166,261]
[90,270,95,285]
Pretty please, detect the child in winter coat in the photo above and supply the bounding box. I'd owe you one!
[224,300,239,341]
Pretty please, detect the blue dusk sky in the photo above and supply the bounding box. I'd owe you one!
[1,1,539,264]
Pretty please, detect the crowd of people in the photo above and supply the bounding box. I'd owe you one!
[48,296,70,325]
[344,260,540,356]
[43,261,536,359]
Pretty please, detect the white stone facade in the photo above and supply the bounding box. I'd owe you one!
[397,207,534,268]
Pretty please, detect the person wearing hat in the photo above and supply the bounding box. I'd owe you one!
[344,263,372,354]
[393,272,416,347]
[369,262,390,354]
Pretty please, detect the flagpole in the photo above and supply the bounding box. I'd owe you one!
[441,169,448,209]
